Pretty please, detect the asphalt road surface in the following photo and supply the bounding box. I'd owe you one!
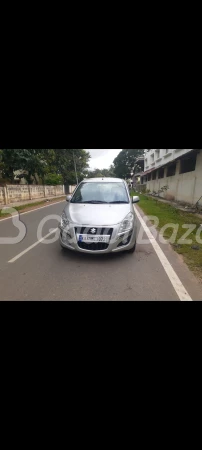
[0,200,201,301]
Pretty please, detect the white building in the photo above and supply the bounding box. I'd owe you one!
[141,149,202,206]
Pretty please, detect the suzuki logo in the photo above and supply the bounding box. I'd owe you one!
[90,228,97,234]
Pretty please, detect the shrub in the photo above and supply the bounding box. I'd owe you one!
[44,174,63,185]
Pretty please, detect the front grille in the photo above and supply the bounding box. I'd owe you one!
[78,242,109,251]
[75,227,113,236]
[75,227,113,251]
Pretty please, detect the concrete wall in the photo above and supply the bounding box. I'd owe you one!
[44,186,56,197]
[6,185,30,203]
[146,151,202,206]
[0,187,4,204]
[69,185,77,194]
[55,185,64,196]
[0,184,65,205]
[136,184,147,193]
[30,185,45,199]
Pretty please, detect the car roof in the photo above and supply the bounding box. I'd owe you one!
[82,177,125,183]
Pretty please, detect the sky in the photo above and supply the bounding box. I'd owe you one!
[87,149,121,169]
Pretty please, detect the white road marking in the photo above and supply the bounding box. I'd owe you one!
[0,200,66,222]
[134,206,192,301]
[8,228,58,263]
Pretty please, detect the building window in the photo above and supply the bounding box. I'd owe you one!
[180,155,197,174]
[167,163,176,177]
[148,173,151,181]
[158,167,164,179]
[152,171,157,180]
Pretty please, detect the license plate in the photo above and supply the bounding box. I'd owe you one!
[77,234,110,243]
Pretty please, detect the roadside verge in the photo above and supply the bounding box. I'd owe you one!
[134,192,202,281]
[0,196,66,220]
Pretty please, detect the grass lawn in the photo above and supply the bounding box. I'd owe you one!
[131,191,202,279]
[0,196,66,219]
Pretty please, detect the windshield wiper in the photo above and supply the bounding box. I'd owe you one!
[84,200,109,204]
[74,200,109,204]
[109,201,129,204]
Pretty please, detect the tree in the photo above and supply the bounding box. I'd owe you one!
[84,165,116,179]
[34,149,58,184]
[44,173,63,185]
[0,149,49,184]
[0,149,4,183]
[102,165,115,177]
[54,149,90,185]
[113,149,145,179]
[0,149,90,185]
[19,149,48,184]
[1,149,26,183]
[0,149,3,171]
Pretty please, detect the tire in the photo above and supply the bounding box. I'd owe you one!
[127,241,136,254]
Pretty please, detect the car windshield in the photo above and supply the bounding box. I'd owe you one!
[71,182,129,204]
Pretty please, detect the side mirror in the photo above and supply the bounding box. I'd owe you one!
[66,195,72,202]
[132,196,140,204]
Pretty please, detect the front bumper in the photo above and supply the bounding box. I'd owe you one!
[59,223,137,254]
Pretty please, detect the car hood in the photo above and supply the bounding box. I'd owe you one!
[64,203,131,226]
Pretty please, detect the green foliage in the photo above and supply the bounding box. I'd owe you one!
[113,149,145,179]
[0,149,48,183]
[152,185,169,197]
[53,149,90,185]
[0,149,90,185]
[44,173,63,185]
[85,165,115,179]
[0,149,4,176]
[136,193,202,278]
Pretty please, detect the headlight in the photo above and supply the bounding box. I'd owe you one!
[60,212,70,230]
[119,212,134,234]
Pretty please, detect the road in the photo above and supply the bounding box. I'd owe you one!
[0,200,201,301]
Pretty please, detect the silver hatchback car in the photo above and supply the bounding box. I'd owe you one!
[59,178,140,254]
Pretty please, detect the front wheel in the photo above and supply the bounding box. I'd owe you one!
[127,241,136,254]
